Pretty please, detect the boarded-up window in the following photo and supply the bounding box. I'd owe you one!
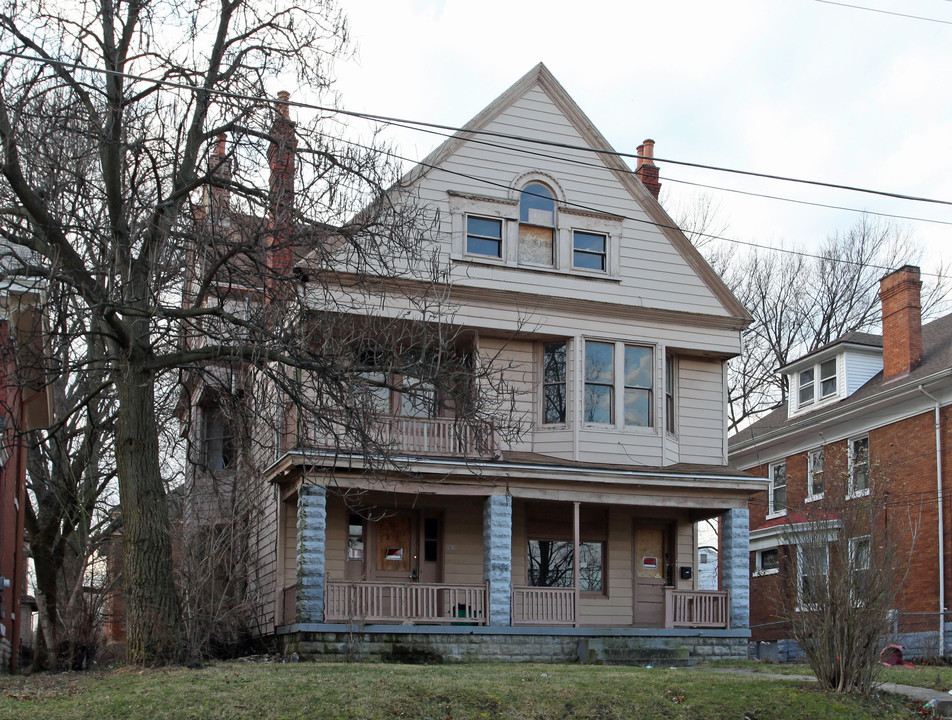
[519,183,554,266]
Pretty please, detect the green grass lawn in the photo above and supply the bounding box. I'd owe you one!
[704,658,952,689]
[0,662,927,720]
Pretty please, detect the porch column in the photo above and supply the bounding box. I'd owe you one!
[483,494,513,626]
[296,484,327,623]
[721,507,750,629]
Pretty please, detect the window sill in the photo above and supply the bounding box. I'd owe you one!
[804,494,824,504]
[453,255,621,283]
[847,489,871,500]
[765,511,787,520]
[752,569,779,578]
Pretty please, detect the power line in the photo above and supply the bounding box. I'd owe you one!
[378,110,952,229]
[811,0,952,25]
[2,49,950,280]
[3,49,952,209]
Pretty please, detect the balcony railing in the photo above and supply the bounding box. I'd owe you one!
[296,415,493,458]
[664,589,730,628]
[511,587,576,626]
[324,580,488,625]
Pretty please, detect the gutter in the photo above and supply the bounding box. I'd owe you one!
[919,384,946,655]
[731,367,952,456]
[266,447,763,486]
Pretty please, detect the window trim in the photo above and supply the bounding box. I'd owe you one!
[795,357,840,409]
[806,448,824,502]
[767,461,787,518]
[797,543,829,611]
[526,538,606,595]
[541,341,568,426]
[518,182,556,268]
[203,405,234,472]
[465,214,503,259]
[665,353,676,435]
[848,436,871,498]
[582,339,656,430]
[572,230,607,272]
[753,547,780,577]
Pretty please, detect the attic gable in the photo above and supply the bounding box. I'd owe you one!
[401,64,749,325]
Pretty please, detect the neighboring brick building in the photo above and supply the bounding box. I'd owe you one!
[0,275,50,672]
[730,265,952,658]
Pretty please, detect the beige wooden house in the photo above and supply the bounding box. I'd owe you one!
[194,64,764,662]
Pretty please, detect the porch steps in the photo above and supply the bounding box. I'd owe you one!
[577,638,698,667]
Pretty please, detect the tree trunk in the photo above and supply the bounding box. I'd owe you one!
[30,551,59,671]
[115,367,181,663]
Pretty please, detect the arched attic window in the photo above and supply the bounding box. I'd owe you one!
[519,182,555,266]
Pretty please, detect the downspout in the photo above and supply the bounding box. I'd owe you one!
[920,385,945,655]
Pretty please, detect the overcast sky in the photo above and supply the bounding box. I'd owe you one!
[327,0,951,277]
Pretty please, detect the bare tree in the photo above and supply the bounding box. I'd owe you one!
[0,0,519,663]
[699,216,949,430]
[777,456,919,695]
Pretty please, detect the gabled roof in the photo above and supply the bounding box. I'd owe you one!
[777,331,882,373]
[399,63,750,324]
[730,311,952,450]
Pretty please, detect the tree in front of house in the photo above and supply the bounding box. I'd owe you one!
[0,0,517,663]
[777,453,918,695]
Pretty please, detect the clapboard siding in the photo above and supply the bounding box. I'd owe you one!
[677,357,727,465]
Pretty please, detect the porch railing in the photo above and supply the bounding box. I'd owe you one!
[664,589,730,628]
[324,580,488,625]
[301,416,493,457]
[511,587,576,626]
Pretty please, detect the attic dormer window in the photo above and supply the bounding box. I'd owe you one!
[518,182,555,266]
[797,358,838,408]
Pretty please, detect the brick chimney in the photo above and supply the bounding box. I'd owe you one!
[879,265,923,381]
[208,132,231,209]
[267,91,297,278]
[634,138,661,200]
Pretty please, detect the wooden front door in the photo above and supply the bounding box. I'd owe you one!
[633,526,670,627]
[369,512,443,584]
[374,514,415,581]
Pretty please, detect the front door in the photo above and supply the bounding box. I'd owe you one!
[374,514,415,582]
[633,526,671,627]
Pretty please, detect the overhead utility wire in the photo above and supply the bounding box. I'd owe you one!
[3,50,949,277]
[811,0,952,24]
[379,112,952,228]
[369,139,950,281]
[4,48,952,209]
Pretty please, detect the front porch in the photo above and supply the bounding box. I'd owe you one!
[294,581,730,629]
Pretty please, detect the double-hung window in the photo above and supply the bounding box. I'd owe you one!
[768,462,786,516]
[466,216,503,258]
[850,535,871,595]
[849,436,870,496]
[807,448,824,500]
[542,342,567,424]
[518,182,555,266]
[798,544,829,608]
[754,548,780,576]
[665,354,676,434]
[573,231,606,271]
[583,340,654,427]
[797,358,838,408]
[204,407,234,471]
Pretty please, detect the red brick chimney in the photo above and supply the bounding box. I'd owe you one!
[267,91,297,278]
[208,132,231,209]
[879,265,923,381]
[635,138,661,200]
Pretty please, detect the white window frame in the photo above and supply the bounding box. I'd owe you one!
[806,448,824,502]
[796,357,840,409]
[767,461,787,518]
[797,543,829,611]
[848,436,871,498]
[753,547,780,577]
[464,214,504,259]
[448,183,621,278]
[581,339,656,431]
[664,353,677,436]
[540,340,568,427]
